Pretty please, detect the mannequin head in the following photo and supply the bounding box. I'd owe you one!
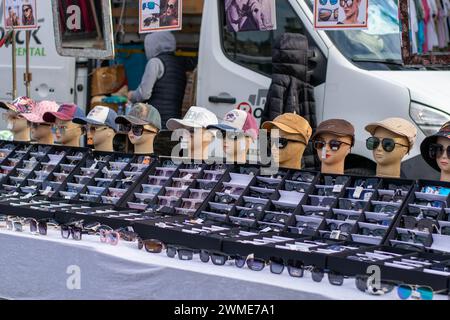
[262,113,312,170]
[52,119,83,147]
[128,124,158,154]
[1,97,36,142]
[421,121,450,182]
[312,119,355,175]
[43,103,85,147]
[115,103,161,154]
[207,109,259,163]
[167,106,219,160]
[6,111,30,141]
[366,118,417,178]
[73,105,118,152]
[20,100,59,145]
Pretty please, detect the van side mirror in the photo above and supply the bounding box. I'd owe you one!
[50,0,114,60]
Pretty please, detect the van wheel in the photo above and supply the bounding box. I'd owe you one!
[345,167,376,177]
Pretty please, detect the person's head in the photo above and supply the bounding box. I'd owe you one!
[0,97,36,134]
[262,113,312,168]
[144,31,176,61]
[207,109,259,162]
[421,122,450,175]
[365,118,416,167]
[115,103,161,150]
[23,4,33,18]
[4,111,28,133]
[340,0,361,19]
[311,119,355,168]
[165,0,178,16]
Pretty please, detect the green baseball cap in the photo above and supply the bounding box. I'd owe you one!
[115,103,162,132]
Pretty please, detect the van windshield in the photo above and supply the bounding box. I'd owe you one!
[305,0,403,68]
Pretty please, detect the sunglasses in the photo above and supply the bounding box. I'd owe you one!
[291,172,315,183]
[324,176,349,186]
[313,140,351,152]
[398,232,432,247]
[311,268,346,286]
[99,229,120,246]
[234,256,267,272]
[355,275,396,296]
[397,284,434,300]
[310,196,335,207]
[366,137,409,153]
[360,228,387,237]
[61,224,83,241]
[203,171,223,181]
[256,179,280,190]
[329,222,353,233]
[182,199,203,210]
[51,125,79,135]
[414,200,446,209]
[335,212,359,221]
[155,167,176,177]
[303,210,327,218]
[124,124,152,137]
[237,208,259,219]
[373,203,399,214]
[285,181,309,193]
[295,221,321,230]
[428,143,450,159]
[148,176,168,186]
[172,178,194,189]
[215,193,236,204]
[270,259,305,278]
[339,199,366,211]
[340,0,354,7]
[318,8,339,21]
[138,239,166,253]
[354,178,379,189]
[403,216,437,232]
[165,187,185,198]
[262,212,289,225]
[272,137,305,150]
[189,189,210,200]
[273,203,296,213]
[320,0,338,4]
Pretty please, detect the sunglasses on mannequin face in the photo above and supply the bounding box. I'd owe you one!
[366,137,409,153]
[313,140,351,152]
[271,137,305,150]
[429,143,450,159]
[51,125,81,135]
[124,124,152,137]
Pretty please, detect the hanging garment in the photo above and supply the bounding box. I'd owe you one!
[410,0,419,54]
[425,0,439,51]
[414,0,425,53]
[443,0,450,44]
[436,0,448,47]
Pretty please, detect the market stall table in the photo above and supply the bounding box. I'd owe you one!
[1,229,446,300]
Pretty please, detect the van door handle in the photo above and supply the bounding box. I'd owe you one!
[209,95,236,104]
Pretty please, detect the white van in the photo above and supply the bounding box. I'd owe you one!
[1,0,449,180]
[196,0,450,180]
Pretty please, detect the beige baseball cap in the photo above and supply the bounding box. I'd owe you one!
[262,113,312,144]
[365,118,417,148]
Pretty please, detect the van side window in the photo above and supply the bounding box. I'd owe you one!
[221,0,327,86]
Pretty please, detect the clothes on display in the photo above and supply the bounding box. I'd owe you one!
[409,0,450,54]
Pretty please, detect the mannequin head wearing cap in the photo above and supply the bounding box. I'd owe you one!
[73,106,118,152]
[420,121,450,182]
[167,106,219,160]
[262,113,312,170]
[6,111,30,141]
[43,104,86,147]
[115,103,161,154]
[22,101,59,145]
[312,119,355,175]
[1,97,36,142]
[208,109,259,163]
[365,118,416,178]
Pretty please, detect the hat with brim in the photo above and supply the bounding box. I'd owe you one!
[115,115,149,126]
[43,111,73,123]
[262,121,309,144]
[365,118,417,149]
[310,119,355,146]
[166,119,204,131]
[0,101,13,111]
[420,123,450,172]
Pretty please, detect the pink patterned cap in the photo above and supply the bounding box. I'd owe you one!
[207,109,259,140]
[20,101,60,124]
[0,96,36,114]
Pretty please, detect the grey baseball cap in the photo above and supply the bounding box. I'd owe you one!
[73,106,118,131]
[115,103,162,131]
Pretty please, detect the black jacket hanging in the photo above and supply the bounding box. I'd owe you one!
[261,33,317,129]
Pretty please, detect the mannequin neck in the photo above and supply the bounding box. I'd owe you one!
[376,161,402,178]
[37,134,54,145]
[441,171,450,183]
[134,134,155,154]
[321,161,345,175]
[95,139,114,152]
[63,135,81,147]
[14,127,31,142]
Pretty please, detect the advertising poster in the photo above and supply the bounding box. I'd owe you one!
[139,0,182,33]
[225,0,277,32]
[314,0,368,30]
[3,0,38,30]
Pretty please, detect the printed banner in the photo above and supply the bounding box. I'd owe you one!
[139,0,182,33]
[314,0,368,30]
[225,0,277,32]
[3,0,38,30]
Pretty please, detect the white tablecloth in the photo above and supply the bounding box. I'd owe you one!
[0,229,447,300]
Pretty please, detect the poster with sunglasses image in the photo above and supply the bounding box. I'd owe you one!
[139,0,182,33]
[314,0,368,30]
[225,0,277,32]
[3,0,38,30]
